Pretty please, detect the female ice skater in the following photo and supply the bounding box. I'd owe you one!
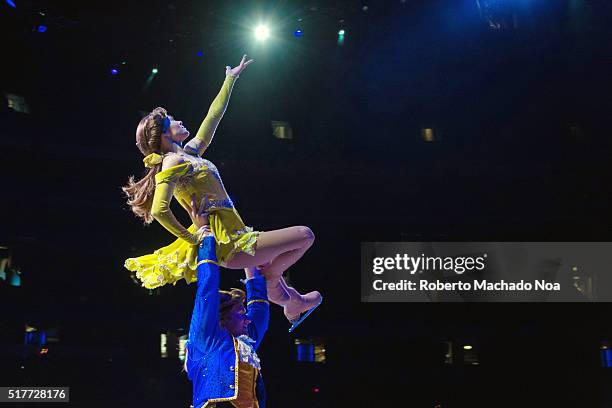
[123,55,321,330]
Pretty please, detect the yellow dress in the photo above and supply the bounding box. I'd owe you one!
[124,74,260,289]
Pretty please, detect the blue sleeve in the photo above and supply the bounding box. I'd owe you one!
[245,276,269,351]
[188,236,221,355]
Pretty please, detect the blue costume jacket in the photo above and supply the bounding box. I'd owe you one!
[186,236,270,408]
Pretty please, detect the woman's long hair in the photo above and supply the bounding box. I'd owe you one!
[123,107,168,224]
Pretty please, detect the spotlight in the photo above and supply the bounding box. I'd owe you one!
[37,25,47,33]
[196,50,204,57]
[338,29,345,35]
[294,29,303,37]
[6,0,16,8]
[110,68,119,76]
[151,68,159,74]
[463,345,473,350]
[255,25,270,41]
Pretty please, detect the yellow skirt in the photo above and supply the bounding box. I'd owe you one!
[124,208,259,289]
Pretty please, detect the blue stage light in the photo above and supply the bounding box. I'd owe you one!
[6,0,16,8]
[37,25,47,33]
[296,343,315,362]
[294,29,303,37]
[602,348,612,368]
[196,50,204,57]
[111,68,119,76]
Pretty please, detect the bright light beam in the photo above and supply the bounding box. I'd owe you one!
[254,24,270,41]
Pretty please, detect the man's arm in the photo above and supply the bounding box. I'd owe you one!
[245,267,270,351]
[188,236,222,355]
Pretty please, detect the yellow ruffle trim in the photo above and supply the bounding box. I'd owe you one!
[222,228,260,264]
[125,225,260,289]
[124,239,199,289]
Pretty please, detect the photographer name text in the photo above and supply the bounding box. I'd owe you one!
[372,279,561,292]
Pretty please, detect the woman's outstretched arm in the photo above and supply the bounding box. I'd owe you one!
[183,55,254,157]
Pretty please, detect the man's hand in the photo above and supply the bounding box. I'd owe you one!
[181,194,210,230]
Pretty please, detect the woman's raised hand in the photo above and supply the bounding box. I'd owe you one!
[226,54,254,77]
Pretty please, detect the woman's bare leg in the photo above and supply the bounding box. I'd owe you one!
[225,226,314,304]
[266,276,291,304]
[256,235,321,320]
[259,245,314,306]
[225,226,315,270]
[245,264,292,304]
[225,226,320,320]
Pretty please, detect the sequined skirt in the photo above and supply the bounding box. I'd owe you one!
[124,208,260,289]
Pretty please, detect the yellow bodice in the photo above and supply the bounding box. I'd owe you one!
[125,158,260,288]
[159,155,234,214]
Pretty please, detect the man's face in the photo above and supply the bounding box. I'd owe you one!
[226,303,251,337]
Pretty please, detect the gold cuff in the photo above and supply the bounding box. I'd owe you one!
[247,299,269,306]
[196,259,219,267]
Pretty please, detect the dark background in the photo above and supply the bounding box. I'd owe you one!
[1,0,612,406]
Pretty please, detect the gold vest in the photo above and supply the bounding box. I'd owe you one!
[230,362,259,408]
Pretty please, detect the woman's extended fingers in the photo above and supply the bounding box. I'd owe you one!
[240,54,254,68]
[242,54,254,67]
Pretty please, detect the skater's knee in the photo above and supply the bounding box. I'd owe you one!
[295,226,315,246]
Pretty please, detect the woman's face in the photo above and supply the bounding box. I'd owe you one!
[165,115,190,143]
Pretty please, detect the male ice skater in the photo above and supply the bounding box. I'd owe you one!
[185,232,269,408]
